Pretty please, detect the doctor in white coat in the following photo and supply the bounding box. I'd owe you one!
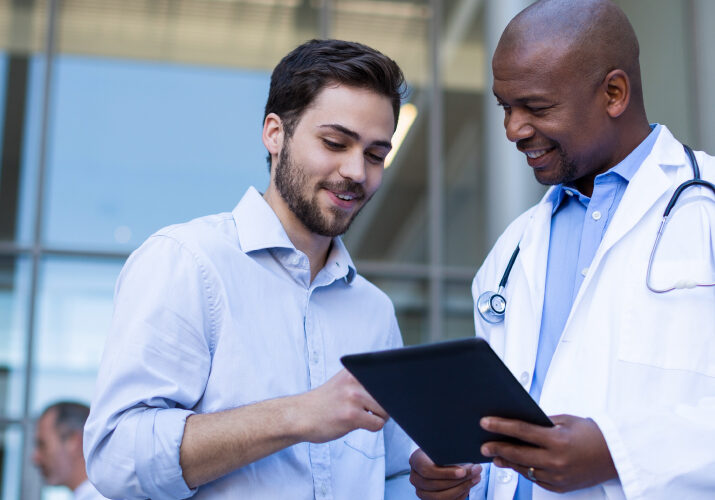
[409,1,715,499]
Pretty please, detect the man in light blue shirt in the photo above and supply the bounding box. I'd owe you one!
[84,39,420,499]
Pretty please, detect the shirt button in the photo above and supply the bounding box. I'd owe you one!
[564,189,574,197]
[581,267,589,277]
[519,372,530,386]
[591,210,602,220]
[497,470,513,483]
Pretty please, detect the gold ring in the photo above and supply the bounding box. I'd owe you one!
[527,467,536,481]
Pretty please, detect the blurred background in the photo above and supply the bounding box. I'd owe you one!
[0,0,713,498]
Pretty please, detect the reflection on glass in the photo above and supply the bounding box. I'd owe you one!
[366,276,428,345]
[42,56,271,251]
[0,425,22,500]
[32,257,123,413]
[0,256,30,419]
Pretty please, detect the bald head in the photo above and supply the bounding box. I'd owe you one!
[498,0,643,104]
[490,0,652,196]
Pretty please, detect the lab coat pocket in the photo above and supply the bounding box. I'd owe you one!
[344,428,385,459]
[619,260,715,377]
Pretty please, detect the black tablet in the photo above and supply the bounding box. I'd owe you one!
[341,337,553,465]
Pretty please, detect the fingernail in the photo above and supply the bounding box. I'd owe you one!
[455,467,467,478]
[481,445,491,456]
[481,417,491,428]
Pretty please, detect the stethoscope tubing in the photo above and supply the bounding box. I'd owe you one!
[479,144,715,322]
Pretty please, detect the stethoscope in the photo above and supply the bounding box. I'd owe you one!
[477,144,715,324]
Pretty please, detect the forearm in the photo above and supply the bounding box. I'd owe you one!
[179,394,308,488]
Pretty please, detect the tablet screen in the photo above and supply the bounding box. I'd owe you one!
[341,337,553,465]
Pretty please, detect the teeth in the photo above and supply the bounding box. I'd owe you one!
[526,150,548,159]
[336,193,354,201]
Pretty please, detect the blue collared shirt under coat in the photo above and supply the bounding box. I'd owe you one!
[514,124,661,500]
[83,187,414,500]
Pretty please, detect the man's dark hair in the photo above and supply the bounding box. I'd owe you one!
[42,401,90,438]
[263,38,406,169]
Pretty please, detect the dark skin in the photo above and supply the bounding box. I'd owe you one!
[410,1,652,497]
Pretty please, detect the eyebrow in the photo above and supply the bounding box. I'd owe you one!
[318,123,392,149]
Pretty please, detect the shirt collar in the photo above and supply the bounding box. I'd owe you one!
[547,123,662,214]
[233,187,356,283]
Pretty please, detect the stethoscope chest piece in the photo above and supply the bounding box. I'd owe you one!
[477,290,507,324]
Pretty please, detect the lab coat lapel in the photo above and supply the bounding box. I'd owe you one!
[512,200,552,341]
[565,128,681,332]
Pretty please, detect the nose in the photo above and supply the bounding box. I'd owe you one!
[504,109,534,143]
[338,151,367,184]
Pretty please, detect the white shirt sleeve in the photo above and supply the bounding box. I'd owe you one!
[84,234,218,499]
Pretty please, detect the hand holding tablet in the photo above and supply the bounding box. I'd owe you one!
[341,337,553,465]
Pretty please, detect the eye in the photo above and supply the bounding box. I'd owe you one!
[526,104,553,116]
[322,138,345,150]
[365,151,386,165]
[496,101,512,114]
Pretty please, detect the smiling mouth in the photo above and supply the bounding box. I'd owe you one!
[525,148,552,159]
[335,193,356,201]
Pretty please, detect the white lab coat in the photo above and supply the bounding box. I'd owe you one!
[469,126,715,500]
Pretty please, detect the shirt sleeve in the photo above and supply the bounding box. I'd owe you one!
[84,234,218,500]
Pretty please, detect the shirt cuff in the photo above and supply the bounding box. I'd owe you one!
[135,407,198,500]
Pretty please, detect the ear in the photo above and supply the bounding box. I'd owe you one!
[262,113,284,162]
[603,69,630,118]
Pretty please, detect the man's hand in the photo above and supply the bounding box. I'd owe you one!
[297,369,389,443]
[409,448,481,500]
[480,414,617,493]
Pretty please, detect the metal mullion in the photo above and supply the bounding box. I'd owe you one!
[428,0,444,342]
[20,0,59,498]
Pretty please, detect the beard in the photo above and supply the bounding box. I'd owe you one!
[521,139,579,187]
[274,141,368,237]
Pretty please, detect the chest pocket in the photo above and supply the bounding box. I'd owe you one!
[619,260,715,378]
[344,428,385,459]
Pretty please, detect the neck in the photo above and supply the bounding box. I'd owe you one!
[574,118,652,197]
[263,187,331,282]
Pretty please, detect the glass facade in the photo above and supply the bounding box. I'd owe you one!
[0,0,711,497]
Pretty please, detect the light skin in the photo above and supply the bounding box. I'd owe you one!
[32,410,88,491]
[411,0,650,496]
[179,84,396,488]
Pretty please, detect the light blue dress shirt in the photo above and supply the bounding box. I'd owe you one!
[514,125,661,500]
[84,187,414,500]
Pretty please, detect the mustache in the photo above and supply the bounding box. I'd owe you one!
[318,180,366,199]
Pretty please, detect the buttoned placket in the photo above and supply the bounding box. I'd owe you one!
[304,264,345,500]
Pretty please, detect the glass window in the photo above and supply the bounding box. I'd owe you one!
[0,425,23,500]
[41,56,271,251]
[365,276,429,345]
[31,256,123,413]
[335,0,430,264]
[0,256,31,420]
[444,279,475,340]
[442,0,488,268]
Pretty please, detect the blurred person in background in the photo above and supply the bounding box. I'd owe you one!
[33,402,107,500]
